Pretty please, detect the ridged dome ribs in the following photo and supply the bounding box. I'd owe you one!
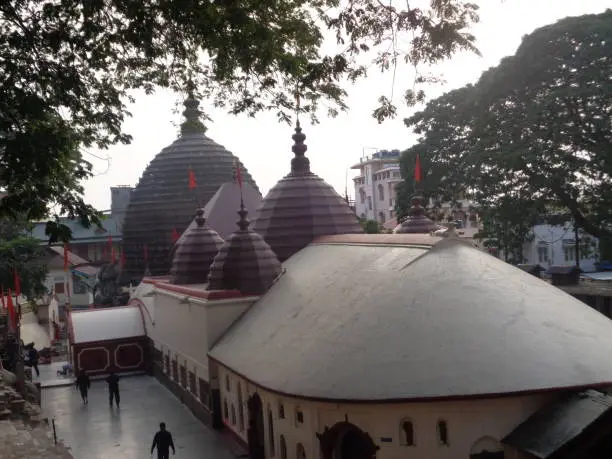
[121,95,258,282]
[253,121,362,262]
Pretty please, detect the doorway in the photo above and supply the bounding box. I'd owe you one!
[247,393,265,459]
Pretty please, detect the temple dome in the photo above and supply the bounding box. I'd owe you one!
[169,209,224,285]
[394,192,436,234]
[253,122,362,262]
[208,204,282,295]
[121,93,259,282]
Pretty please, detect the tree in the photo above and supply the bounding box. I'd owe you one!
[0,221,48,298]
[0,0,480,242]
[402,11,612,255]
[359,218,381,234]
[474,197,544,264]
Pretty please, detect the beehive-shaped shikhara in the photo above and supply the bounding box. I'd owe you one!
[253,121,362,262]
[121,94,258,282]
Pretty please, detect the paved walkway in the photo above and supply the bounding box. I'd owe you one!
[42,376,238,459]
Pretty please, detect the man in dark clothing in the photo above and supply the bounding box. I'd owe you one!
[75,371,91,404]
[28,347,40,377]
[106,372,120,407]
[151,422,175,459]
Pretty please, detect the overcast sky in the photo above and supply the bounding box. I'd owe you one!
[82,0,609,211]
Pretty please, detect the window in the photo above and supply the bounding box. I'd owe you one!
[231,404,236,425]
[72,274,88,295]
[563,241,576,262]
[238,383,244,431]
[54,282,65,294]
[537,244,548,263]
[379,212,386,223]
[400,419,415,446]
[295,408,304,425]
[296,443,306,459]
[378,184,385,201]
[268,407,275,456]
[437,420,449,445]
[223,398,228,419]
[279,403,285,419]
[280,435,287,459]
[367,196,372,210]
[359,189,366,204]
[225,374,230,391]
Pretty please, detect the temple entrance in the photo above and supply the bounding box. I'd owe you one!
[317,421,379,459]
[247,393,265,459]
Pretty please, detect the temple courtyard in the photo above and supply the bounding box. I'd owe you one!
[41,376,241,459]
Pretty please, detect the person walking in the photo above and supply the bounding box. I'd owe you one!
[28,346,40,377]
[150,422,175,459]
[106,371,120,407]
[75,371,91,405]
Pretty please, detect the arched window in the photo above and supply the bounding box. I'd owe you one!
[223,398,228,419]
[295,406,304,425]
[280,435,287,459]
[470,436,504,459]
[359,189,366,204]
[378,184,384,201]
[400,418,415,446]
[231,404,236,425]
[267,406,275,456]
[279,402,285,419]
[297,442,306,459]
[437,420,449,445]
[378,211,386,223]
[225,374,230,391]
[237,382,244,431]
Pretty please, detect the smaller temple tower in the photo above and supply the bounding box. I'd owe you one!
[253,119,362,262]
[169,208,224,285]
[208,203,282,295]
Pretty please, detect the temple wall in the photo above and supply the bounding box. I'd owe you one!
[140,283,256,428]
[217,363,556,459]
[73,336,147,375]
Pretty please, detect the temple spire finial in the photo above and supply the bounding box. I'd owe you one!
[237,201,250,231]
[195,208,206,227]
[181,80,207,135]
[290,92,310,175]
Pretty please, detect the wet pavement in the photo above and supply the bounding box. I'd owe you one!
[21,311,51,349]
[42,376,238,459]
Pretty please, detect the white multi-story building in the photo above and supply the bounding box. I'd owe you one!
[524,223,599,272]
[351,149,403,223]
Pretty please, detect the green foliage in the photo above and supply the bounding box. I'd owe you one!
[474,197,544,264]
[401,11,612,249]
[359,218,381,234]
[0,221,48,298]
[0,1,480,241]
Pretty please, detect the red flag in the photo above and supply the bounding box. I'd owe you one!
[234,159,243,189]
[172,228,180,243]
[120,250,126,268]
[414,153,422,183]
[13,270,21,297]
[7,288,16,331]
[0,286,5,309]
[188,168,197,190]
[143,245,149,262]
[63,243,70,271]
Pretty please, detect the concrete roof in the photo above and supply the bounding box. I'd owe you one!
[209,236,612,401]
[71,306,145,344]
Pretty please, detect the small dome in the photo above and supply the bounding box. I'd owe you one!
[253,121,362,262]
[208,205,282,295]
[121,92,258,282]
[170,209,224,285]
[394,193,437,234]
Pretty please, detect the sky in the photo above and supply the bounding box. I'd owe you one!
[82,0,610,211]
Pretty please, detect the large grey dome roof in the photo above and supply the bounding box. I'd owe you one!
[121,96,258,282]
[210,235,612,401]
